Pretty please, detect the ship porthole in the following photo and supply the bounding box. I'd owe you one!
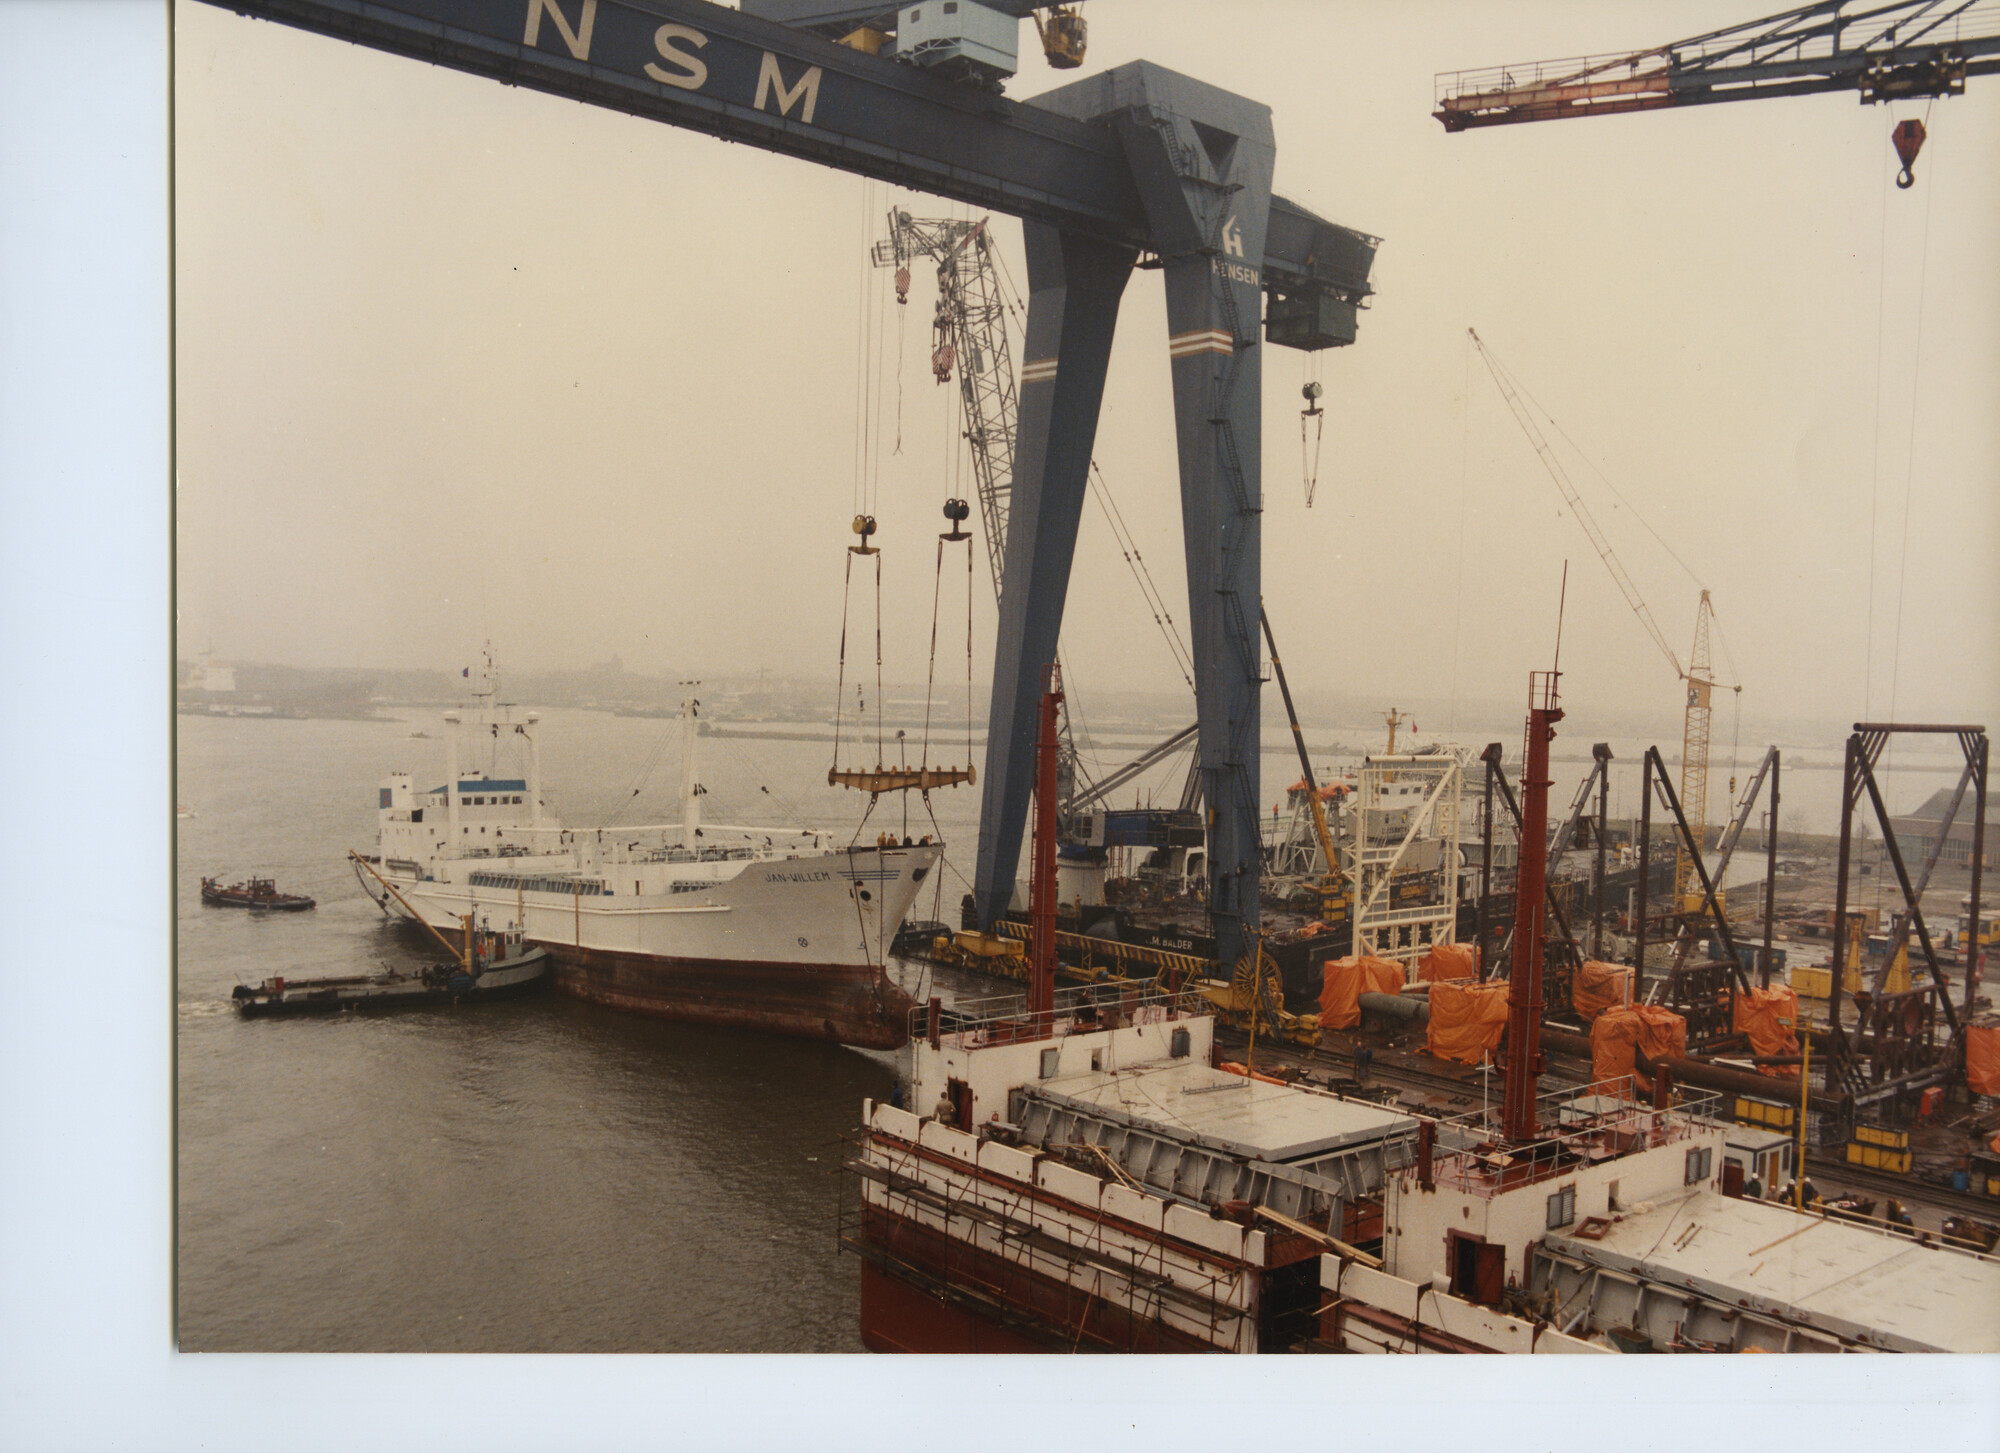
[911,867,927,882]
[797,936,808,948]
[859,889,873,902]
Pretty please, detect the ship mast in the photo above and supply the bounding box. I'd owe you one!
[1503,670,1562,1143]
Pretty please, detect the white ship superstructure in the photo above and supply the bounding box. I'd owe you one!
[361,671,938,1047]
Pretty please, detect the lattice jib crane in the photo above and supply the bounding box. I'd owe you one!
[1435,1,2000,131]
[1468,331,1685,678]
[1467,331,1739,922]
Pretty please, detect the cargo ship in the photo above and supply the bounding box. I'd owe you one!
[354,668,938,1049]
[842,993,2000,1352]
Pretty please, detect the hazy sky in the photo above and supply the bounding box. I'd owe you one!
[174,1,2000,748]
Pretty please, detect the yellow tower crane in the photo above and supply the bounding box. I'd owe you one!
[1678,591,1719,915]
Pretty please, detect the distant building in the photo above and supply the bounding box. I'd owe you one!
[1889,787,1996,867]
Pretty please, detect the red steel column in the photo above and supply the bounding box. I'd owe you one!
[1503,672,1563,1143]
[1029,664,1064,1028]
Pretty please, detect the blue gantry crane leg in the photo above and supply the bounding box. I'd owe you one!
[973,221,1135,935]
[976,66,1277,966]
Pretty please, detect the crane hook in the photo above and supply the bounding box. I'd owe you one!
[1892,117,1926,190]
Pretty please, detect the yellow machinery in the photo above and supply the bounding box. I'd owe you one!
[1198,946,1322,1048]
[1035,5,1088,68]
[1260,605,1348,922]
[1675,592,1719,914]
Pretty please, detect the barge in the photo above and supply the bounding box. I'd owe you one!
[232,927,548,1016]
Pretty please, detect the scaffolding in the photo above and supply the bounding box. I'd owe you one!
[1351,750,1466,978]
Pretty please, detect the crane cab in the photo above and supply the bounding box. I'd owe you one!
[1037,6,1087,68]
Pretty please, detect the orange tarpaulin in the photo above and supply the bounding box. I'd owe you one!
[1967,1025,2000,1098]
[1571,961,1632,1023]
[1591,1005,1688,1091]
[1427,980,1510,1064]
[1734,986,1802,1079]
[1416,942,1478,983]
[1317,956,1404,1030]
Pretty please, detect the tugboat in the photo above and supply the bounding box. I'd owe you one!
[200,875,316,911]
[232,915,548,1016]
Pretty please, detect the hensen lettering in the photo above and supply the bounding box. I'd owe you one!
[523,0,596,60]
[646,24,708,90]
[755,52,822,123]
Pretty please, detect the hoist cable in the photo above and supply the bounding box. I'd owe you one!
[846,790,880,854]
[851,188,871,518]
[1088,461,1195,691]
[873,549,885,766]
[1863,151,1893,718]
[922,536,944,769]
[832,549,855,773]
[894,286,907,457]
[1887,108,1938,732]
[1301,406,1324,507]
[1489,344,1711,600]
[965,513,975,771]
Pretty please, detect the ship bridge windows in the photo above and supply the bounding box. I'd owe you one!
[467,871,605,895]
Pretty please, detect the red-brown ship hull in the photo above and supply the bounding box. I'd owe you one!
[855,1207,1221,1353]
[544,942,914,1049]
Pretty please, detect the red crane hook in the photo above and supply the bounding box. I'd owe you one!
[1892,118,1926,190]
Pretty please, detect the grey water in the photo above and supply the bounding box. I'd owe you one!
[174,708,980,1352]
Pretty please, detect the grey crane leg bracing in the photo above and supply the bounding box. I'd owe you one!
[976,67,1277,967]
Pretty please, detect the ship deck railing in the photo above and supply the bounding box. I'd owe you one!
[443,840,783,867]
[1428,1077,1726,1196]
[497,821,840,849]
[912,983,1208,1048]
